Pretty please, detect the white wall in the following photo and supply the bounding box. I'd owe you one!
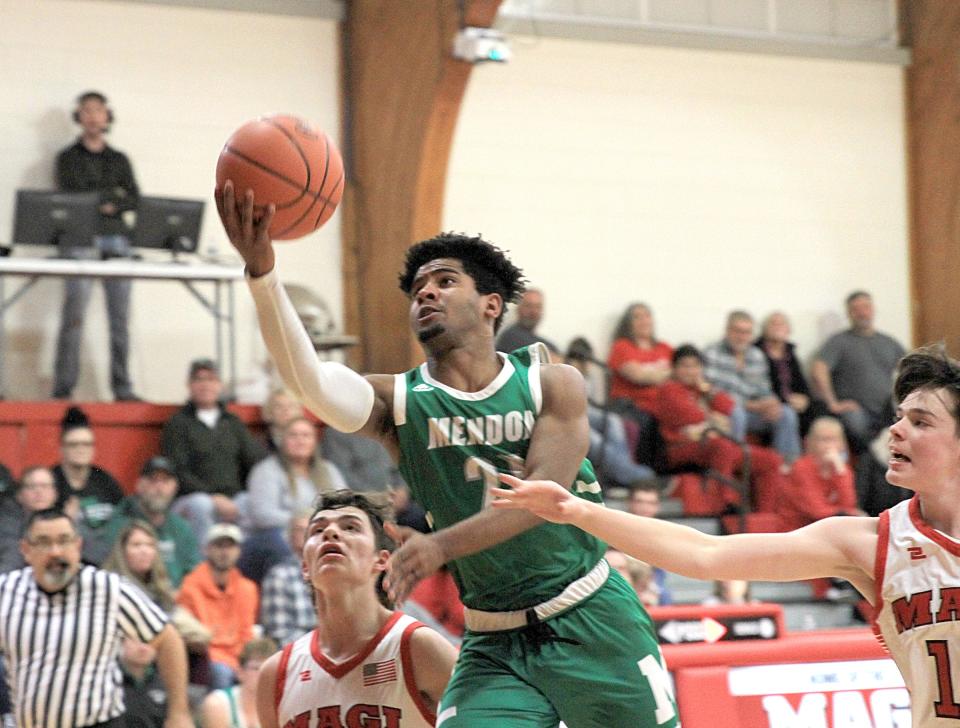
[0,5,911,402]
[445,38,910,365]
[0,0,342,402]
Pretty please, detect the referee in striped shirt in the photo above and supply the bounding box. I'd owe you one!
[0,508,191,728]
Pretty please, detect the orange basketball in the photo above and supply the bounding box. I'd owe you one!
[216,114,345,240]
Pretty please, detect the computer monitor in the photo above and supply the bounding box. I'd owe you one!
[12,190,100,252]
[132,196,204,254]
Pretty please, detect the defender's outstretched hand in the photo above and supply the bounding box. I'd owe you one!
[490,473,587,524]
[214,179,276,277]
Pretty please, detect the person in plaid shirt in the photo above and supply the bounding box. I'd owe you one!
[260,510,315,646]
[704,310,802,462]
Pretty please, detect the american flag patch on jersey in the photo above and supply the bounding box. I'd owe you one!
[362,658,397,686]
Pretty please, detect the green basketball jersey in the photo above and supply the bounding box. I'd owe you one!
[394,344,606,611]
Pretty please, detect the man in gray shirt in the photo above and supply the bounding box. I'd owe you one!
[495,288,558,355]
[811,290,905,454]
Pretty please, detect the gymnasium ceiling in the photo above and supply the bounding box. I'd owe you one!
[102,0,906,64]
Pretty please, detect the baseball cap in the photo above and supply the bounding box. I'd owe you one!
[206,523,243,546]
[189,358,219,378]
[140,456,176,478]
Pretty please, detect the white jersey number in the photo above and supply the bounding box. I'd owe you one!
[928,640,960,719]
[465,455,524,510]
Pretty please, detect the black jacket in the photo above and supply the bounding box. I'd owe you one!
[56,140,139,235]
[160,402,266,498]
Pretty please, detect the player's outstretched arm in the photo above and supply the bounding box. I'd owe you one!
[492,474,878,599]
[217,180,386,437]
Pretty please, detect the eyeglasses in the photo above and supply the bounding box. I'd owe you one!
[63,441,95,448]
[27,535,78,551]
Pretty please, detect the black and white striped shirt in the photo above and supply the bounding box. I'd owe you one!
[0,565,168,728]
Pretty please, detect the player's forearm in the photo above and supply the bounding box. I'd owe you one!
[570,501,723,580]
[247,267,374,432]
[153,625,190,715]
[433,507,541,562]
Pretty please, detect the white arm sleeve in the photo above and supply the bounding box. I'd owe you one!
[247,267,375,433]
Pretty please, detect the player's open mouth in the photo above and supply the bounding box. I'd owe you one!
[417,307,441,322]
[889,451,911,464]
[320,544,344,559]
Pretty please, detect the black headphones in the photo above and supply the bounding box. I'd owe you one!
[73,90,114,128]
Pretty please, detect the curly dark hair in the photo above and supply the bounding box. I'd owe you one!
[398,232,526,333]
[894,344,960,432]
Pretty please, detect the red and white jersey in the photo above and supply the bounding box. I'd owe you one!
[874,497,960,725]
[275,611,436,728]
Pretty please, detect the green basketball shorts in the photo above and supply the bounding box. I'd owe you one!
[436,568,678,728]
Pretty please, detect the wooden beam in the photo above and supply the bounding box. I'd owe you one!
[341,0,502,373]
[902,0,960,353]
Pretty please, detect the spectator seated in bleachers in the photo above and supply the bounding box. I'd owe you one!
[565,337,657,490]
[260,510,315,647]
[810,290,906,455]
[704,311,802,463]
[0,467,59,574]
[102,519,213,710]
[623,483,672,605]
[755,311,828,437]
[702,579,754,606]
[200,638,276,728]
[0,462,16,503]
[263,384,398,493]
[658,344,786,514]
[238,416,346,583]
[102,520,177,613]
[53,407,125,564]
[605,548,659,609]
[177,524,258,690]
[321,427,398,493]
[162,358,266,545]
[780,416,865,532]
[495,287,559,355]
[260,387,304,452]
[389,481,430,534]
[104,456,200,588]
[119,636,167,728]
[606,303,673,421]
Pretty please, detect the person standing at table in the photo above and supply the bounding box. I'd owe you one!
[53,90,140,401]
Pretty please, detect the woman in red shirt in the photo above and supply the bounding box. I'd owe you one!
[607,303,673,416]
[658,344,785,512]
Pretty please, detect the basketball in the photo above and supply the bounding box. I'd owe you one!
[216,114,345,240]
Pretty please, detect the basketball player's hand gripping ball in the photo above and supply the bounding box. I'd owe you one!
[216,114,344,241]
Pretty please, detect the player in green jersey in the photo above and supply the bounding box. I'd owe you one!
[217,180,677,727]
